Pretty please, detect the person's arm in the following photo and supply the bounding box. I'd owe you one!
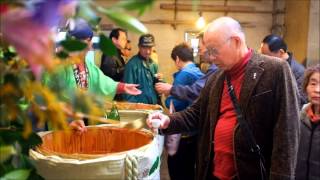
[89,61,119,101]
[147,70,218,134]
[165,71,196,111]
[170,77,206,103]
[270,60,300,179]
[116,82,141,95]
[170,65,217,103]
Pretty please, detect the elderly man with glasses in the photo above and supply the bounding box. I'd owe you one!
[147,16,300,180]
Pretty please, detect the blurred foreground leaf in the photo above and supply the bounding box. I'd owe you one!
[97,7,148,34]
[115,0,155,16]
[99,34,117,57]
[55,51,69,59]
[60,39,87,52]
[0,169,31,180]
[77,1,100,26]
[0,145,16,163]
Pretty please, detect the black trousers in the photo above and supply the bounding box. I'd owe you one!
[167,135,197,180]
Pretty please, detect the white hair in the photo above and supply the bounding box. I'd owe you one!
[205,17,245,42]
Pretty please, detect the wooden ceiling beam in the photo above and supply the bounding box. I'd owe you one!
[160,3,284,14]
[140,19,256,28]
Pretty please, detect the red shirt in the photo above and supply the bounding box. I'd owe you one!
[213,49,252,180]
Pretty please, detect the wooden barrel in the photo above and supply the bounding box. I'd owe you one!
[30,109,164,180]
[37,127,153,160]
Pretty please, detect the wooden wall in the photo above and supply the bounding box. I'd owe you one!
[284,0,310,64]
[96,0,276,83]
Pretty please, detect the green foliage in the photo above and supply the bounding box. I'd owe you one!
[114,0,155,16]
[0,169,30,180]
[97,8,148,34]
[0,46,16,63]
[55,51,69,59]
[99,34,117,57]
[60,38,87,52]
[77,1,101,26]
[0,145,16,163]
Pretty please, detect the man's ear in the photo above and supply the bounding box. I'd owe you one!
[279,49,286,54]
[111,37,117,44]
[232,36,241,48]
[176,56,180,63]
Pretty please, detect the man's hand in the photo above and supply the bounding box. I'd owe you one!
[69,120,87,134]
[154,73,164,82]
[146,112,170,132]
[155,82,172,96]
[124,83,142,95]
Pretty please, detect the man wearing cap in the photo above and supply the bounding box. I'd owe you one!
[123,34,161,104]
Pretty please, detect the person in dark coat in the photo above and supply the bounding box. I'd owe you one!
[260,34,307,107]
[100,28,128,100]
[147,17,300,180]
[295,64,320,180]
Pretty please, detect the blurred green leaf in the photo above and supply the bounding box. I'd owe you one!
[1,169,31,180]
[99,34,117,57]
[0,130,20,145]
[77,1,100,26]
[8,46,16,53]
[192,0,200,11]
[114,0,155,16]
[27,169,44,180]
[55,51,69,59]
[97,8,148,34]
[0,145,16,163]
[72,92,90,114]
[4,74,19,88]
[19,132,42,154]
[1,50,17,62]
[60,39,87,52]
[0,130,41,155]
[18,98,29,111]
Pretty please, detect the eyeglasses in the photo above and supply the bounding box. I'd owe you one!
[204,37,231,57]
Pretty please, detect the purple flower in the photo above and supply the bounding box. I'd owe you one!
[0,0,77,79]
[32,0,76,27]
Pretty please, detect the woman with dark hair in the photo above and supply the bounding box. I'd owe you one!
[295,64,320,180]
[164,43,203,180]
[260,34,307,107]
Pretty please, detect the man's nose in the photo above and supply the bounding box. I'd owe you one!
[315,84,320,92]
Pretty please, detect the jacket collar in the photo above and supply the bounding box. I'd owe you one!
[239,52,265,112]
[286,52,293,65]
[301,103,313,128]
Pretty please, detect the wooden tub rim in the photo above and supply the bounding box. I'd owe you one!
[35,125,155,160]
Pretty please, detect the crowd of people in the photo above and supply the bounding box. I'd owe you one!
[43,16,319,180]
